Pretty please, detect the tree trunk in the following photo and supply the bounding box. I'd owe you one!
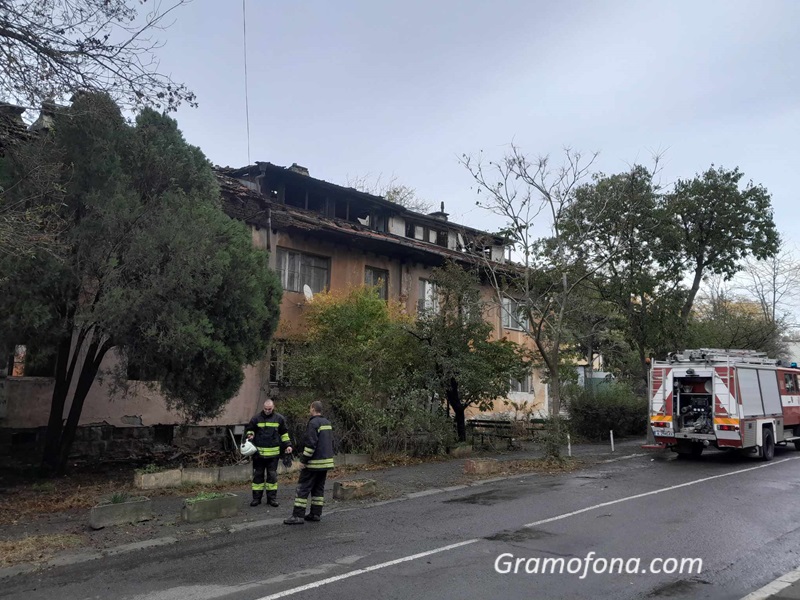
[586,336,594,398]
[54,338,109,475]
[680,261,705,324]
[40,335,72,474]
[41,328,111,476]
[446,378,466,442]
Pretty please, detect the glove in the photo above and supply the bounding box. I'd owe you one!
[282,454,293,469]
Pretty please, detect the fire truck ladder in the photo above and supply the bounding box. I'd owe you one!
[669,349,779,367]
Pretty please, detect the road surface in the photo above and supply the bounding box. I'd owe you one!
[3,448,800,600]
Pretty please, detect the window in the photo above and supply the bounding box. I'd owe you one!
[417,279,439,314]
[502,297,528,331]
[365,266,389,300]
[510,374,531,393]
[371,213,387,233]
[276,248,330,293]
[785,373,798,393]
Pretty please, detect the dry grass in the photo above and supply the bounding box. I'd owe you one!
[0,533,85,567]
[0,480,130,526]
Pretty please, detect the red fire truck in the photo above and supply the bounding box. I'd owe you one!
[647,349,800,459]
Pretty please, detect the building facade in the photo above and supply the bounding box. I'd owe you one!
[0,161,547,457]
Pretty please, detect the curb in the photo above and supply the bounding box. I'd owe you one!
[0,448,646,579]
[741,566,800,600]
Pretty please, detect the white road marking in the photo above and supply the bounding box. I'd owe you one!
[254,456,800,600]
[525,456,800,528]
[253,540,481,600]
[741,564,800,599]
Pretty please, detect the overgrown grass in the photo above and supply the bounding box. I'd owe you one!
[0,534,85,567]
[184,491,228,504]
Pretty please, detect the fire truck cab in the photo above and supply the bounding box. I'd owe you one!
[647,349,800,460]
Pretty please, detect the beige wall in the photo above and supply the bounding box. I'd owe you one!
[2,224,546,430]
[4,349,267,428]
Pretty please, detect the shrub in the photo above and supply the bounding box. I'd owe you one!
[565,382,647,441]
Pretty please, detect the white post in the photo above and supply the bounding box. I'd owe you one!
[567,433,572,458]
[610,430,615,453]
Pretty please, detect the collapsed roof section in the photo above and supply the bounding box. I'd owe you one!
[216,161,509,267]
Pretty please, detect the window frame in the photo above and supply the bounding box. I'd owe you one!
[502,297,529,331]
[365,266,389,300]
[509,374,532,394]
[417,278,439,314]
[275,247,330,294]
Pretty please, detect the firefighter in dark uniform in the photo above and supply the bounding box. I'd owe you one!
[245,399,292,507]
[284,401,334,524]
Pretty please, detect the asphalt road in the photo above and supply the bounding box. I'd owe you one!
[3,448,800,600]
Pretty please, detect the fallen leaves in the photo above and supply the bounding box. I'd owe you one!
[0,533,85,567]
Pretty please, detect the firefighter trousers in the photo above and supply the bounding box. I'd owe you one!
[292,468,328,518]
[252,456,279,501]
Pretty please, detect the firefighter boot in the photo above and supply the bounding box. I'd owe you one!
[305,502,322,521]
[266,493,279,508]
[284,503,306,524]
[250,491,262,507]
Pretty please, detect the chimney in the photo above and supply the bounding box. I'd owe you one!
[288,163,310,176]
[427,201,449,221]
[29,99,57,132]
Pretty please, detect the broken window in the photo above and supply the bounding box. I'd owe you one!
[417,279,439,314]
[276,248,330,293]
[406,221,415,238]
[335,199,349,220]
[284,185,306,209]
[502,297,528,331]
[371,213,387,233]
[365,266,389,300]
[307,193,326,214]
[436,231,448,247]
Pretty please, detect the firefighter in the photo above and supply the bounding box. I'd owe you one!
[245,399,292,507]
[284,401,334,524]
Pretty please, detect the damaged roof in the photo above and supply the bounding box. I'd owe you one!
[215,169,504,267]
[0,104,31,157]
[217,161,506,243]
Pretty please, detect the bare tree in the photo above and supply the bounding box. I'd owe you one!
[0,0,195,113]
[461,145,613,416]
[736,241,800,329]
[347,173,433,213]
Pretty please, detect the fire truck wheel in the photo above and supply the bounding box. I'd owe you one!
[762,429,775,461]
[794,438,800,452]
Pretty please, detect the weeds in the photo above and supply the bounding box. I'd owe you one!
[185,491,227,504]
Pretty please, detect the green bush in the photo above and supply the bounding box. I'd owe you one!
[565,382,647,441]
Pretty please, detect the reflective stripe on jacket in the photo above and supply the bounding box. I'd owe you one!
[300,416,334,470]
[245,411,291,456]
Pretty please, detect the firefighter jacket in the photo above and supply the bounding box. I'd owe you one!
[245,411,291,458]
[300,415,334,470]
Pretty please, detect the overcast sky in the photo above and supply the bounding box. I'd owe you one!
[156,0,800,247]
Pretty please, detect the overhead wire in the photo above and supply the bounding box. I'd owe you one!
[242,0,251,165]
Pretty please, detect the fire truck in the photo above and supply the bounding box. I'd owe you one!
[647,349,800,459]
